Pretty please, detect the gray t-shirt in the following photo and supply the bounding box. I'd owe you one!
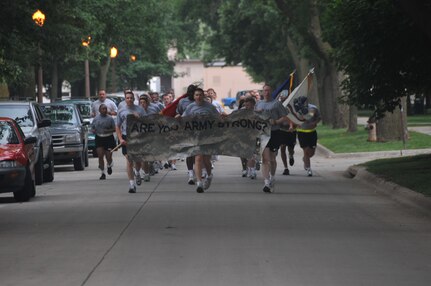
[176,97,193,115]
[116,104,146,135]
[255,99,288,131]
[144,103,162,115]
[299,104,321,130]
[91,98,118,117]
[182,101,219,117]
[92,114,115,136]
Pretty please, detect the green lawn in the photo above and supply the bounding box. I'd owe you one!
[361,154,431,196]
[318,125,431,153]
[407,114,431,126]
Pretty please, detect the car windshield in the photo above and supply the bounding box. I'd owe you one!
[0,105,34,127]
[0,121,19,144]
[75,103,92,119]
[41,105,77,125]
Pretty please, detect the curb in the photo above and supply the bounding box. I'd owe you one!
[346,165,431,214]
[317,143,431,159]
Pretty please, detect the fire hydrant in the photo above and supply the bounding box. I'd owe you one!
[366,116,377,142]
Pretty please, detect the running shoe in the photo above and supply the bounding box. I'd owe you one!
[164,162,170,169]
[307,168,313,177]
[171,164,177,170]
[250,171,257,180]
[289,155,294,166]
[256,161,261,171]
[263,184,272,193]
[282,168,290,175]
[196,181,204,193]
[135,172,142,186]
[128,185,136,193]
[203,174,213,190]
[107,162,113,175]
[263,179,273,193]
[143,174,150,182]
[99,173,106,180]
[242,170,248,177]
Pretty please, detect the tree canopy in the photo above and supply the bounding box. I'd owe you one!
[1,0,429,124]
[323,0,431,118]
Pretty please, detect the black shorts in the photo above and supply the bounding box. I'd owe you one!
[266,130,284,152]
[280,130,297,148]
[297,130,318,149]
[95,135,116,150]
[121,135,128,155]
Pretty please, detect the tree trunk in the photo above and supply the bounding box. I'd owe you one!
[286,35,309,80]
[0,83,9,99]
[309,1,347,128]
[99,57,111,90]
[425,93,431,110]
[376,97,408,142]
[51,61,58,102]
[348,105,358,132]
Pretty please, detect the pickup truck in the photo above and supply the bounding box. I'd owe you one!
[41,103,89,171]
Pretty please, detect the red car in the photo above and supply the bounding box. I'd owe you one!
[0,117,37,202]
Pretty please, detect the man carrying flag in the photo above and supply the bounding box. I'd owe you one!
[281,68,321,177]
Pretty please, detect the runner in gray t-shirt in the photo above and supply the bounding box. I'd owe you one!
[115,91,146,194]
[180,88,223,193]
[91,104,116,180]
[182,101,219,117]
[254,84,290,193]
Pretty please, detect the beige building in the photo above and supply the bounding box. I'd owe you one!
[172,60,263,100]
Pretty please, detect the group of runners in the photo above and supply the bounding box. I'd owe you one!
[89,83,321,194]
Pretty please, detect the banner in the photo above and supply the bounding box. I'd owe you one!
[282,68,315,125]
[126,110,271,161]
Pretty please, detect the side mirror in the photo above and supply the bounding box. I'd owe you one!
[24,136,38,145]
[38,118,51,128]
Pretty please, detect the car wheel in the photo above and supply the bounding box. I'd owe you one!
[73,151,85,171]
[43,146,54,182]
[34,148,44,185]
[14,166,34,202]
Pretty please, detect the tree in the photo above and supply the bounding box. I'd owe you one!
[177,0,350,128]
[324,0,431,140]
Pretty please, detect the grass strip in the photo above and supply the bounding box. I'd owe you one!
[361,154,431,196]
[318,125,431,153]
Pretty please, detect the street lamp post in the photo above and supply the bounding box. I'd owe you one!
[32,10,45,103]
[82,36,91,98]
[110,47,118,93]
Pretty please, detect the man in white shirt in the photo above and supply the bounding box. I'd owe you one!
[91,89,118,117]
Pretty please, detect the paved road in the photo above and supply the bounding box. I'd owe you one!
[1,151,431,286]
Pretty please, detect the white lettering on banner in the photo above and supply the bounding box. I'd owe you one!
[126,110,271,161]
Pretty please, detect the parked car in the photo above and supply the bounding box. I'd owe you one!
[221,97,237,109]
[0,117,38,201]
[41,103,89,171]
[62,99,96,157]
[0,101,54,185]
